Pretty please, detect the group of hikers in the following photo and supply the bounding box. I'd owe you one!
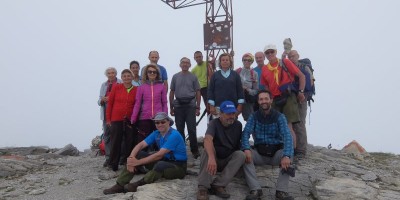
[97,39,315,200]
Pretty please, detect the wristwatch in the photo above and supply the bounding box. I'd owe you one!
[299,90,304,93]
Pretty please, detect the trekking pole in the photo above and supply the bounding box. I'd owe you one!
[196,108,207,126]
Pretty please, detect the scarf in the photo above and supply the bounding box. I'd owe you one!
[267,60,280,85]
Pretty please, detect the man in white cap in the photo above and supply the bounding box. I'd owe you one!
[260,44,306,149]
[197,100,245,200]
[103,112,187,195]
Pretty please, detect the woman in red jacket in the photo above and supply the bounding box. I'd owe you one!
[106,69,138,171]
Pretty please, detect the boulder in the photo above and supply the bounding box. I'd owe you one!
[54,144,79,156]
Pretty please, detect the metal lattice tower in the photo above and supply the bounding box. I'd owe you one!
[161,0,234,68]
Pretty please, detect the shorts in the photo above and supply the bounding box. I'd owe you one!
[273,92,300,123]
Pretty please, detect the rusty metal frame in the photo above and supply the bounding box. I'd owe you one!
[160,0,234,67]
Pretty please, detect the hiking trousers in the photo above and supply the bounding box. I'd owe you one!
[109,121,136,170]
[174,105,199,154]
[116,151,186,185]
[293,102,308,154]
[243,149,291,192]
[198,150,246,188]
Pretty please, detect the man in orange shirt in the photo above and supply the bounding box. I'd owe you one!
[260,44,305,148]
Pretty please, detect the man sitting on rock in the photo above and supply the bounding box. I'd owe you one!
[103,112,187,195]
[242,90,294,200]
[197,100,246,200]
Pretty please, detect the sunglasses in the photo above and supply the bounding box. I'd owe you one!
[265,50,275,55]
[155,120,167,125]
[147,70,157,74]
[242,59,252,62]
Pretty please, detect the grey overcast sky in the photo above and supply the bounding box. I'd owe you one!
[1,0,399,154]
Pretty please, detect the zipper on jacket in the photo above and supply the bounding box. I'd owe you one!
[151,84,154,117]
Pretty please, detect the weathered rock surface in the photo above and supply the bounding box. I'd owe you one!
[0,144,399,200]
[54,144,79,156]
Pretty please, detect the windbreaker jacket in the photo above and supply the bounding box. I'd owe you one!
[106,84,137,123]
[98,78,122,120]
[130,82,168,123]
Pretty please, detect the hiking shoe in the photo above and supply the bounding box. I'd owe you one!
[197,186,209,200]
[103,184,125,195]
[245,189,263,200]
[192,151,200,159]
[103,159,109,168]
[275,190,294,200]
[124,182,139,193]
[211,185,230,199]
[124,178,146,193]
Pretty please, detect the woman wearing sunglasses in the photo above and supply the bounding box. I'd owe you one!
[131,64,168,145]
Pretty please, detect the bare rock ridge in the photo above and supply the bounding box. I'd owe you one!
[1,142,400,200]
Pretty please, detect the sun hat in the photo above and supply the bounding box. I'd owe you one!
[152,112,174,126]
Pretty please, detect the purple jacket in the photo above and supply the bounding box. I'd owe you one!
[130,82,168,123]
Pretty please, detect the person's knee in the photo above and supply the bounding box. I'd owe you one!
[153,161,173,172]
[232,150,246,162]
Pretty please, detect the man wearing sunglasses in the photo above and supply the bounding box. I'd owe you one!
[260,44,306,151]
[197,101,245,200]
[103,112,187,195]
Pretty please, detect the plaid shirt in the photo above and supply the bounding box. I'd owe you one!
[241,109,294,158]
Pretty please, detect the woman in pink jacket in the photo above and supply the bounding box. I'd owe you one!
[131,64,168,143]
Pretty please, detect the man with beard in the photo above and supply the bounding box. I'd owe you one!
[241,90,294,200]
[197,101,245,200]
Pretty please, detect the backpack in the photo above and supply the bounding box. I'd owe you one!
[280,59,315,103]
[236,67,257,103]
[236,67,256,82]
[296,58,315,103]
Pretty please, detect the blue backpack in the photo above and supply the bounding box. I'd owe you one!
[280,58,316,103]
[295,58,315,102]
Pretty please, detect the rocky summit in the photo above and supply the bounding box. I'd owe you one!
[0,143,399,200]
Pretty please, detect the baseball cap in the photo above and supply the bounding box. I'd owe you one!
[152,112,174,126]
[219,101,237,114]
[263,44,277,52]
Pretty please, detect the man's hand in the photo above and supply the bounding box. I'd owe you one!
[127,165,136,173]
[207,157,217,175]
[106,121,111,127]
[280,156,291,170]
[195,108,200,116]
[170,108,175,116]
[244,150,252,164]
[297,92,305,103]
[127,156,140,167]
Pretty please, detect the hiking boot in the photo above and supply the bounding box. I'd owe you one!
[103,183,125,195]
[192,151,200,159]
[124,178,146,193]
[294,152,305,165]
[103,159,109,168]
[275,190,294,200]
[211,185,230,199]
[245,189,263,200]
[197,186,209,200]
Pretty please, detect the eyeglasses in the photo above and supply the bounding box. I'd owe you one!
[147,70,157,74]
[265,50,275,55]
[155,120,167,125]
[242,59,252,62]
